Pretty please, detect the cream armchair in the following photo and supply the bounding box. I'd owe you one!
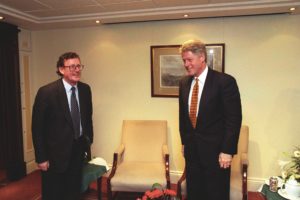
[107,120,170,200]
[177,125,249,200]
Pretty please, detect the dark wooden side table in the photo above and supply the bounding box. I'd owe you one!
[260,184,289,200]
[81,163,107,200]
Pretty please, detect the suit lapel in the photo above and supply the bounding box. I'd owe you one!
[57,79,73,127]
[183,76,193,111]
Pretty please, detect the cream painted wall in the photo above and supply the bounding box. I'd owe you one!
[30,14,300,189]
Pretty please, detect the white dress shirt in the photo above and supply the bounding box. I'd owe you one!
[188,66,208,117]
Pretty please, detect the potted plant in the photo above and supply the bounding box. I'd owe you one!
[279,146,300,197]
[137,183,179,200]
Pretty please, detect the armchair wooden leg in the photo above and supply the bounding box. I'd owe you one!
[176,186,182,200]
[107,153,118,200]
[107,180,112,200]
[242,164,248,200]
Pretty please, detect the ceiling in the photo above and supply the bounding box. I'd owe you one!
[0,0,299,30]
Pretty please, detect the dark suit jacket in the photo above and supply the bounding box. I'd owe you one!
[179,68,242,167]
[32,79,93,172]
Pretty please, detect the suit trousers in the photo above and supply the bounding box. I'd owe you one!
[184,139,230,200]
[41,137,85,200]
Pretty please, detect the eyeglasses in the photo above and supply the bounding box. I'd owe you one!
[64,64,84,71]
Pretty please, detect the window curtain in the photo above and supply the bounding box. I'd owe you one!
[0,22,26,180]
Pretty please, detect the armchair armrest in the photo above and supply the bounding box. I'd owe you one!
[162,144,171,189]
[241,152,248,166]
[241,152,248,200]
[114,144,125,165]
[107,144,125,199]
[109,144,125,177]
[163,144,169,156]
[177,167,186,199]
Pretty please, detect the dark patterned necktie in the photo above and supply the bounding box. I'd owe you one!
[189,78,199,128]
[71,87,80,139]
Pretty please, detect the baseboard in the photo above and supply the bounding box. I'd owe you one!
[170,170,182,184]
[247,177,265,191]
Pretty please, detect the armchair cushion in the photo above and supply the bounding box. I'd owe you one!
[111,162,167,192]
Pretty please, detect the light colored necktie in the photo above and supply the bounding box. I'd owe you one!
[71,87,80,139]
[189,78,199,128]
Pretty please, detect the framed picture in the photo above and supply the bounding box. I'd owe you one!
[150,43,225,97]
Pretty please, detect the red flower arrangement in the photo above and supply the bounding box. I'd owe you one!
[137,183,178,200]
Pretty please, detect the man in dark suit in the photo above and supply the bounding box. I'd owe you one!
[32,52,93,200]
[179,40,242,200]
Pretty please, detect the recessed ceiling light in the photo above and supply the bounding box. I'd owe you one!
[290,7,296,11]
[183,14,189,18]
[0,16,5,20]
[95,20,100,24]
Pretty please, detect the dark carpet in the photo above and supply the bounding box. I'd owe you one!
[0,170,143,200]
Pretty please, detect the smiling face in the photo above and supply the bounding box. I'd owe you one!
[58,58,81,86]
[181,51,206,77]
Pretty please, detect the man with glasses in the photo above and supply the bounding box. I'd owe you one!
[32,52,93,200]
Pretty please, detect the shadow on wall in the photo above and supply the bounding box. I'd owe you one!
[266,89,300,150]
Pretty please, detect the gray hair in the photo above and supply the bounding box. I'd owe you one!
[180,39,207,62]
